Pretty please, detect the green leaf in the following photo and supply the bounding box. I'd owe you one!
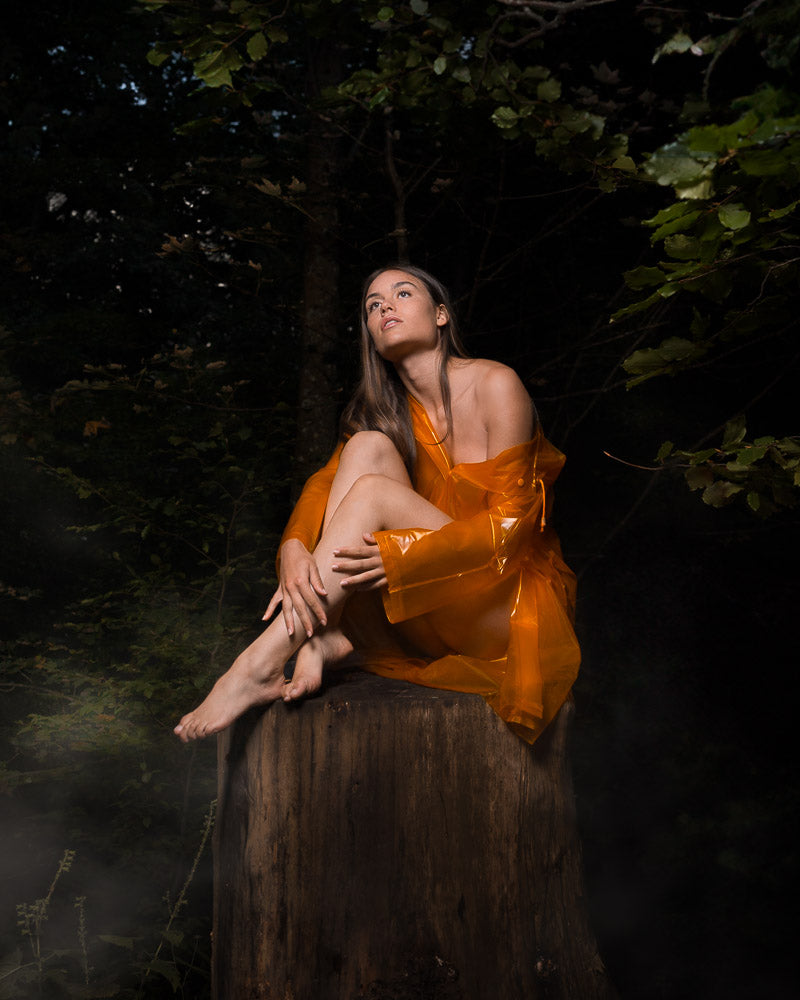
[738,149,790,176]
[612,155,636,172]
[377,6,394,21]
[246,31,268,62]
[610,289,663,323]
[193,47,243,89]
[537,77,561,103]
[623,266,665,289]
[146,958,181,990]
[624,337,702,371]
[664,234,701,259]
[731,444,769,467]
[433,55,447,75]
[675,178,714,200]
[410,0,429,13]
[491,106,519,129]
[652,31,694,64]
[764,199,798,221]
[645,142,713,189]
[702,480,743,507]
[656,441,674,461]
[649,206,703,242]
[746,491,761,512]
[368,87,390,109]
[689,448,717,465]
[146,46,171,67]
[685,466,714,491]
[645,201,694,228]
[722,415,747,449]
[718,203,751,230]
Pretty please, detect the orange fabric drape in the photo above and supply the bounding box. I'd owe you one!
[279,395,580,744]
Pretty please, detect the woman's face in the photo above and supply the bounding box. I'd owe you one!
[364,269,448,361]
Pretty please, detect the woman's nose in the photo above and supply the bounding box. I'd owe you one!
[380,300,392,313]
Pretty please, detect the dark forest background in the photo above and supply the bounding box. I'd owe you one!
[1,1,797,997]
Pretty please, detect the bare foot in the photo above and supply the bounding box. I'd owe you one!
[284,627,354,702]
[174,653,287,743]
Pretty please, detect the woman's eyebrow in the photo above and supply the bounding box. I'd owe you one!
[365,280,417,302]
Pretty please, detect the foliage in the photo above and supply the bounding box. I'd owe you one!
[0,342,290,996]
[617,84,799,368]
[138,0,632,175]
[2,339,290,734]
[656,415,800,515]
[2,804,214,999]
[611,3,800,513]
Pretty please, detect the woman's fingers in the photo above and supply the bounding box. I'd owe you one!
[309,562,328,598]
[332,541,379,561]
[285,578,328,637]
[263,586,282,621]
[331,540,386,590]
[340,565,387,590]
[282,592,296,636]
[274,542,329,637]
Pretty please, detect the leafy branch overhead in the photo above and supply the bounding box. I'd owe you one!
[608,7,800,515]
[657,417,800,517]
[616,85,800,368]
[140,0,631,174]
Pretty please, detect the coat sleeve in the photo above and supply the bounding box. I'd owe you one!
[277,442,343,566]
[374,480,544,624]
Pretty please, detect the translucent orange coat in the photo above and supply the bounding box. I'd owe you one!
[279,395,581,744]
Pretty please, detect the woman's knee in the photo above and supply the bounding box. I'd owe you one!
[340,431,406,475]
[340,472,409,519]
[346,471,395,500]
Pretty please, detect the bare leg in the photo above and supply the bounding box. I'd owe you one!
[174,434,451,741]
[322,431,413,532]
[174,614,305,742]
[282,468,451,703]
[284,431,412,699]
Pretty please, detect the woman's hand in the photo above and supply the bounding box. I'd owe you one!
[263,538,328,638]
[332,533,387,590]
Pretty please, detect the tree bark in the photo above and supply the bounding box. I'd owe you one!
[213,670,616,1000]
[293,39,344,497]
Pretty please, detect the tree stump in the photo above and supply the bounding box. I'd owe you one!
[213,670,615,1000]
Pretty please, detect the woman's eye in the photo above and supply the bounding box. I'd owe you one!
[398,289,410,298]
[367,301,380,312]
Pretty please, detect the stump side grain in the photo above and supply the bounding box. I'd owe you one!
[213,670,615,1000]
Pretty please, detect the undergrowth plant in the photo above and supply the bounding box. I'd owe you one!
[1,338,294,998]
[1,803,215,999]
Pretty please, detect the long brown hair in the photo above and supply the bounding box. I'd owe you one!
[339,265,468,472]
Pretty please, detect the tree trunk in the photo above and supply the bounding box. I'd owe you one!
[213,670,616,1000]
[293,39,344,497]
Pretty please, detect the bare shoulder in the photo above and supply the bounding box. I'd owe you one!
[456,359,534,453]
[473,359,531,413]
[474,360,528,398]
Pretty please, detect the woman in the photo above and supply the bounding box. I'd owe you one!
[175,266,580,744]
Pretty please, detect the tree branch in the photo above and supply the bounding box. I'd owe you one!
[492,0,618,45]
